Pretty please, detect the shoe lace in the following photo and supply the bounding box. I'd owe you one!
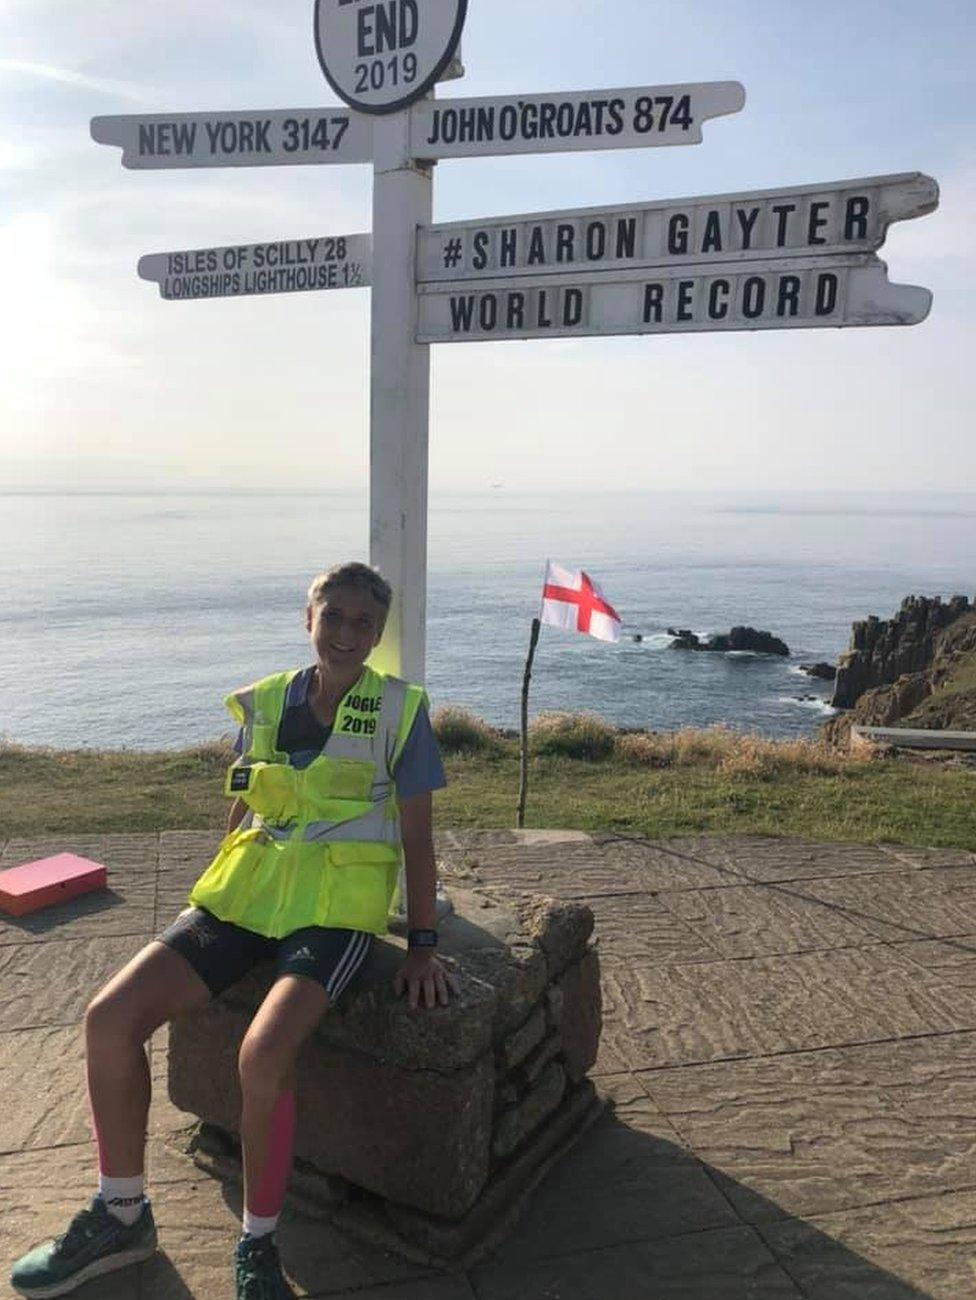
[235,1237,291,1300]
[54,1205,104,1255]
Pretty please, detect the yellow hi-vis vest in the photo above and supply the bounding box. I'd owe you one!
[187,665,427,938]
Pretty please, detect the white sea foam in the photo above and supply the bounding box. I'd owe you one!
[778,695,837,716]
[623,632,674,650]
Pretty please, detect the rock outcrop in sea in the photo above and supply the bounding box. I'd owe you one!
[667,626,790,656]
[799,662,837,682]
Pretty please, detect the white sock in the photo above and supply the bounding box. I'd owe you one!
[242,1209,278,1239]
[99,1173,146,1226]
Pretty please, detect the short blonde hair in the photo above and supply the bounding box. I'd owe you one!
[307,562,392,611]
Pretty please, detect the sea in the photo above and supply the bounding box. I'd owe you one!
[0,489,973,751]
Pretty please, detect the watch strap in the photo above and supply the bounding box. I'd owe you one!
[407,928,439,949]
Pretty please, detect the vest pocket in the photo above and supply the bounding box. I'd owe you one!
[303,758,375,810]
[188,827,279,930]
[323,841,400,933]
[240,763,300,824]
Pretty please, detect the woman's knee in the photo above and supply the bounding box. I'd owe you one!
[238,1029,292,1102]
[85,942,209,1048]
[85,985,151,1047]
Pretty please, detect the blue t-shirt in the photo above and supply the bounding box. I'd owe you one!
[233,667,446,800]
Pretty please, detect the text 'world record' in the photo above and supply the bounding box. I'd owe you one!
[416,256,933,342]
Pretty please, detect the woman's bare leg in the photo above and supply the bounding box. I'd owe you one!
[85,940,211,1176]
[238,975,330,1213]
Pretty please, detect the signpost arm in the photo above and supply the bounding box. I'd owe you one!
[368,110,433,684]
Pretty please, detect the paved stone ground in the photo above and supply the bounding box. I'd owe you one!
[2,829,976,1299]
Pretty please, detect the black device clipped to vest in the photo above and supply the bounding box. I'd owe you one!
[229,767,252,793]
[407,928,438,949]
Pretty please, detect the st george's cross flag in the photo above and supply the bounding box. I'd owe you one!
[540,562,622,643]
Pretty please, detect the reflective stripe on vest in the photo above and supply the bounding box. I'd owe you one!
[254,805,399,845]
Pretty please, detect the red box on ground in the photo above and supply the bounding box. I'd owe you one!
[0,853,108,917]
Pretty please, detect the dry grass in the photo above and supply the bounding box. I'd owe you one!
[431,706,505,755]
[529,712,617,761]
[615,725,869,779]
[184,738,237,763]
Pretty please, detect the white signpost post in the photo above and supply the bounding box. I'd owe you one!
[91,10,938,685]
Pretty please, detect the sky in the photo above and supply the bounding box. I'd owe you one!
[1,0,973,494]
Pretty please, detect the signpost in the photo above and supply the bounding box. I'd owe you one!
[91,10,938,687]
[138,234,370,301]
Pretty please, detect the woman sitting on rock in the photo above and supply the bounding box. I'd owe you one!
[10,561,457,1300]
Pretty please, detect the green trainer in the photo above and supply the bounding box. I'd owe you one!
[234,1233,295,1300]
[9,1195,157,1299]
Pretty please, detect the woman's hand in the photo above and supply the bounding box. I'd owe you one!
[392,950,460,1010]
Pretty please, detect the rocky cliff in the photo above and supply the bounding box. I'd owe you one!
[832,595,974,708]
[824,597,976,743]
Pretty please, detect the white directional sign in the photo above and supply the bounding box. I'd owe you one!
[419,173,938,282]
[90,108,372,169]
[410,82,745,159]
[137,235,371,301]
[315,0,467,114]
[416,254,932,343]
[90,81,743,172]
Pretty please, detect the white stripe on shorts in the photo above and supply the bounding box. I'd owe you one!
[326,930,371,1001]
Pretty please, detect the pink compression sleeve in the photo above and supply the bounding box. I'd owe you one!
[248,1089,297,1218]
[89,1100,111,1176]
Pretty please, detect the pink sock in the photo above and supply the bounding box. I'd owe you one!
[246,1089,297,1226]
[89,1097,145,1223]
[89,1095,138,1178]
[89,1098,107,1174]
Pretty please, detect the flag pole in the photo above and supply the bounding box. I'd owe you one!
[517,618,541,829]
[517,561,548,829]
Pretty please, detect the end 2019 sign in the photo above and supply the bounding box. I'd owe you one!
[314,0,467,114]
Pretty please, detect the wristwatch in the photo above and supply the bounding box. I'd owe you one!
[407,928,439,949]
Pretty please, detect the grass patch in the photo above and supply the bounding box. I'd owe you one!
[0,739,234,835]
[436,749,975,848]
[0,725,972,849]
[431,706,505,756]
[615,727,865,778]
[934,655,976,701]
[530,712,616,761]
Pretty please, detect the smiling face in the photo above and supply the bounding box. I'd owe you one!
[306,585,387,683]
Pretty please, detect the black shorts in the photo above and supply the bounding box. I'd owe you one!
[157,907,374,1001]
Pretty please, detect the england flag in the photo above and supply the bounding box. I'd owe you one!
[540,562,622,643]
